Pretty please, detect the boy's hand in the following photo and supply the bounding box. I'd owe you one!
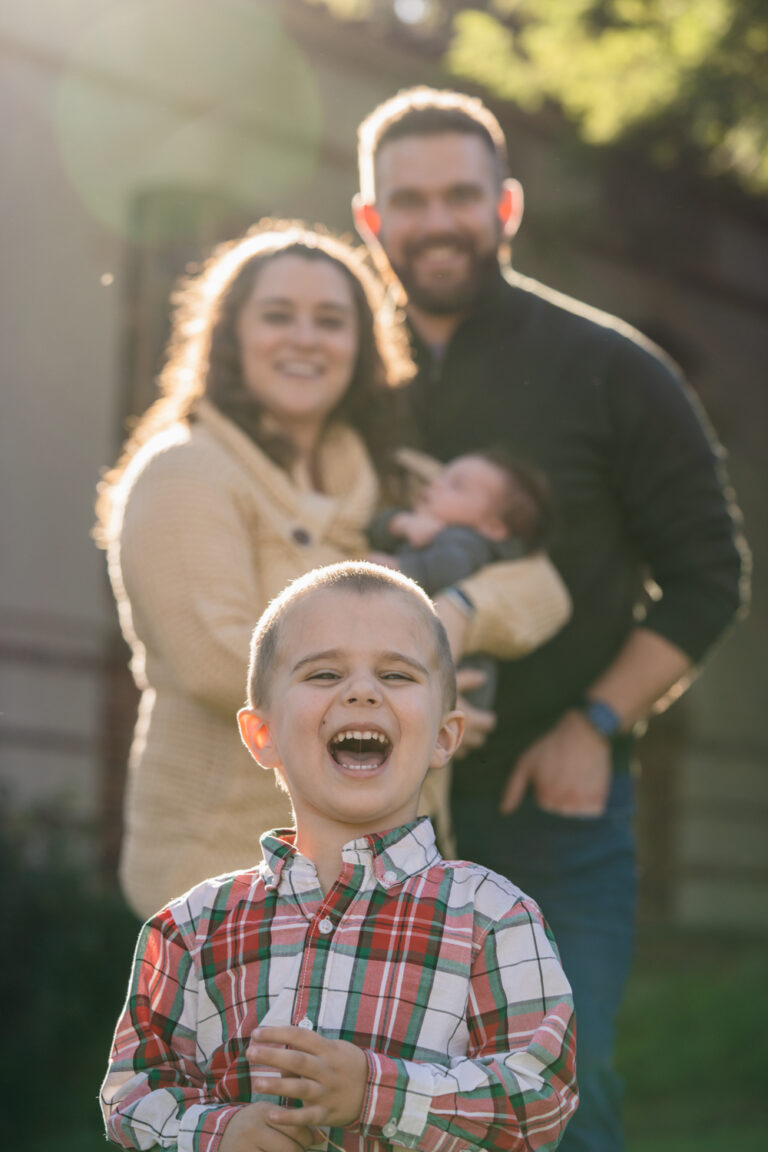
[247,1025,368,1130]
[219,1101,314,1152]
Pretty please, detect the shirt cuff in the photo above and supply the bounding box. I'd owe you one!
[178,1103,243,1152]
[359,1051,434,1149]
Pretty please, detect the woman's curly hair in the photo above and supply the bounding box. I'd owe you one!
[95,220,413,546]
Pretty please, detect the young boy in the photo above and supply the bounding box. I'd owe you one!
[369,451,551,709]
[100,562,577,1152]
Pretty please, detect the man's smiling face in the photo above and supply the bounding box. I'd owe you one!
[242,587,462,844]
[371,132,506,315]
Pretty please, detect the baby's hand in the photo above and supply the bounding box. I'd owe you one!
[390,510,444,547]
[219,1100,314,1152]
[247,1025,368,1131]
[367,551,401,570]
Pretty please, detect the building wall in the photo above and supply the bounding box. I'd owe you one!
[1,0,765,926]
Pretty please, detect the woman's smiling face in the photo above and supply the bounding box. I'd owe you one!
[236,253,359,438]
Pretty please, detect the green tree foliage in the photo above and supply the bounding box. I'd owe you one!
[446,0,768,194]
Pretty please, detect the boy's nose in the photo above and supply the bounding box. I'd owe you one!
[344,676,381,706]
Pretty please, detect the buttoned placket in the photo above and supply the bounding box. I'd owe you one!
[290,861,364,1032]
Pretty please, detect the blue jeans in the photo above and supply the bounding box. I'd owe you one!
[454,770,636,1152]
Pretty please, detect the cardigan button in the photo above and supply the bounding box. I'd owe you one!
[292,527,311,545]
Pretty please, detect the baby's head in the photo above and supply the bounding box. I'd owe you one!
[238,563,463,840]
[417,452,551,549]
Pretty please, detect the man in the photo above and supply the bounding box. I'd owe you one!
[353,87,748,1152]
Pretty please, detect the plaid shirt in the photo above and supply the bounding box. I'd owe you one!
[101,818,577,1152]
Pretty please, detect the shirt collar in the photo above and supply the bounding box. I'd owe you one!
[258,817,441,893]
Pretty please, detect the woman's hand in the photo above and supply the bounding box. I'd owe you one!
[248,1025,368,1131]
[453,666,497,759]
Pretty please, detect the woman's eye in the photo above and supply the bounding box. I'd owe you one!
[261,310,292,324]
[316,315,346,330]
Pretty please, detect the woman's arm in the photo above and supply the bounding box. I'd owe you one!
[112,452,264,713]
[458,555,572,659]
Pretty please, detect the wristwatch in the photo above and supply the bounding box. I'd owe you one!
[576,697,622,740]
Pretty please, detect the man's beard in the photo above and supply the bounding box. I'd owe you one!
[387,234,500,316]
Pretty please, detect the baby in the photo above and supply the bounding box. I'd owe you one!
[369,450,551,708]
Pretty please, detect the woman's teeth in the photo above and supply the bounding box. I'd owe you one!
[278,361,319,377]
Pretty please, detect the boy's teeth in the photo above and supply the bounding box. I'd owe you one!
[329,729,391,769]
[332,730,387,744]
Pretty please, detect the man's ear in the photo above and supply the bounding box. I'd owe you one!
[237,707,280,770]
[352,193,381,241]
[429,710,466,770]
[498,178,524,238]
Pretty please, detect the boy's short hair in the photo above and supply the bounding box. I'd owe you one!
[357,86,509,202]
[247,561,457,711]
[479,450,553,553]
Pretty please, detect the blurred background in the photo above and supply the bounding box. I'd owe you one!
[0,2,766,1149]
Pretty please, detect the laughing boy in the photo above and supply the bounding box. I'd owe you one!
[101,562,577,1152]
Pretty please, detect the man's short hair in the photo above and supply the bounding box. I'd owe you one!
[357,86,508,202]
[247,561,457,711]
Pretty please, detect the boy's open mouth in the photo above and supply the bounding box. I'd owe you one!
[329,729,391,771]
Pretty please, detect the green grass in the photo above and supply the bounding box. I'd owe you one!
[619,930,768,1151]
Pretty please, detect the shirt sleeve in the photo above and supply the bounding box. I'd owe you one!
[356,897,577,1152]
[601,337,749,662]
[396,528,496,596]
[459,556,572,660]
[111,448,263,713]
[100,913,241,1152]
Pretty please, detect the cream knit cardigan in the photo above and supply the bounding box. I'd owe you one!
[108,402,385,919]
[109,404,572,919]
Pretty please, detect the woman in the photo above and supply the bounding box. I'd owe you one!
[96,223,411,919]
[97,221,570,920]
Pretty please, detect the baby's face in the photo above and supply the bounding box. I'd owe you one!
[417,456,509,541]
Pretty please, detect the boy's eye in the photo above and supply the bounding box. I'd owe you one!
[307,670,340,681]
[381,671,414,682]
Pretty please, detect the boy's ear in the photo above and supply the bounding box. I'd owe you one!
[429,710,466,770]
[237,707,281,770]
[352,193,381,240]
[498,178,524,238]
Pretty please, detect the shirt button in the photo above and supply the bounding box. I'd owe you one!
[382,1120,398,1138]
[382,870,398,886]
[318,916,333,935]
[298,1016,314,1030]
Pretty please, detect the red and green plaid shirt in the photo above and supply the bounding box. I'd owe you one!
[101,818,577,1152]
